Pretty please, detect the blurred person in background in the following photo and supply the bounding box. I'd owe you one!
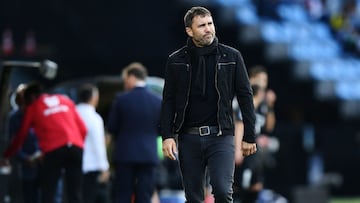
[248,65,276,135]
[76,83,110,203]
[107,62,162,203]
[233,84,266,203]
[160,6,256,203]
[8,84,41,203]
[233,65,278,203]
[1,82,87,203]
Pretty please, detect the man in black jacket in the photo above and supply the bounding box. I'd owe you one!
[160,6,257,203]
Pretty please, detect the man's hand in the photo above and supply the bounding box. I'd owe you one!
[241,141,257,156]
[162,138,178,160]
[98,170,111,183]
[235,148,244,166]
[0,159,11,175]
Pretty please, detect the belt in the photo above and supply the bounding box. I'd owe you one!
[182,126,219,136]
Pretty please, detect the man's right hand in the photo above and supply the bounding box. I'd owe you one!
[162,138,178,160]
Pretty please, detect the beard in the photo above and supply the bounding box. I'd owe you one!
[194,33,215,47]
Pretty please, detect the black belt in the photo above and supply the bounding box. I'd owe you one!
[182,126,219,136]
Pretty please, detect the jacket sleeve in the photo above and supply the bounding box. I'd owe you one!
[74,106,87,141]
[234,51,256,143]
[160,58,177,140]
[106,96,120,137]
[3,106,33,159]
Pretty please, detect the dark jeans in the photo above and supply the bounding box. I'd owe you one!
[178,133,235,203]
[39,145,83,203]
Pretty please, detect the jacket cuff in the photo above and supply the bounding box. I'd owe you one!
[161,134,176,141]
[242,134,256,143]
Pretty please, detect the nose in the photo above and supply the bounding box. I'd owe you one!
[204,25,210,33]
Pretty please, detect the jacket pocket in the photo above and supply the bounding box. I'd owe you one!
[169,63,190,93]
[217,62,236,98]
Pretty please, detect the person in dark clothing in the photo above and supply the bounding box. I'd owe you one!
[160,6,257,203]
[233,65,278,203]
[107,62,162,203]
[8,84,41,203]
[233,84,266,203]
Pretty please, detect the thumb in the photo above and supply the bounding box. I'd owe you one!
[172,142,178,154]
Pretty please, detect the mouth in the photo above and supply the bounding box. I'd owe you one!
[204,34,213,38]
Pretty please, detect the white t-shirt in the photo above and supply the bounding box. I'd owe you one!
[77,103,109,173]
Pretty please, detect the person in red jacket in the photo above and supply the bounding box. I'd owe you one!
[1,82,87,203]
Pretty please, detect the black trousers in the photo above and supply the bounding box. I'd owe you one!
[22,178,40,203]
[178,133,235,203]
[83,171,110,203]
[39,145,83,203]
[113,162,157,203]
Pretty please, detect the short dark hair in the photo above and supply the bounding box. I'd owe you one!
[184,6,212,28]
[123,62,148,81]
[248,65,267,79]
[23,82,44,105]
[77,83,98,103]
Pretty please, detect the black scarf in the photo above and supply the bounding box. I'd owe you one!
[187,37,218,97]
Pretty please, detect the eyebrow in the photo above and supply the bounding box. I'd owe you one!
[198,21,213,27]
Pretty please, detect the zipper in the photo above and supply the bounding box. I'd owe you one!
[218,62,236,67]
[217,61,236,135]
[175,63,191,132]
[215,56,223,136]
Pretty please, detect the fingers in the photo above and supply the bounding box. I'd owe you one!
[164,149,176,160]
[242,143,257,157]
[167,150,177,160]
[163,145,177,160]
[162,139,178,160]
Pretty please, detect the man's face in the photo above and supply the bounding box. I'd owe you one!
[186,14,216,47]
[250,72,268,89]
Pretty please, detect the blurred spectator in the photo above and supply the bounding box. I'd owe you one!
[107,62,162,203]
[1,81,87,203]
[253,0,283,20]
[248,65,276,135]
[233,84,267,203]
[233,65,279,203]
[303,0,329,21]
[2,28,14,56]
[76,83,110,203]
[329,0,360,54]
[23,30,37,56]
[8,84,41,203]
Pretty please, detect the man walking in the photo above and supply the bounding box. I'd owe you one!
[160,6,257,203]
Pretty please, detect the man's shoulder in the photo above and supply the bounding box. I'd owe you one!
[168,45,187,59]
[114,91,129,100]
[218,43,240,54]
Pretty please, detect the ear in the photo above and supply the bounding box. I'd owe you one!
[185,27,193,37]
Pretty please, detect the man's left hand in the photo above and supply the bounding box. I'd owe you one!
[241,141,257,156]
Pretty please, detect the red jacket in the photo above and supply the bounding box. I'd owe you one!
[4,94,87,158]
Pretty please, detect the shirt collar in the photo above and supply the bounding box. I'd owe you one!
[135,81,146,87]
